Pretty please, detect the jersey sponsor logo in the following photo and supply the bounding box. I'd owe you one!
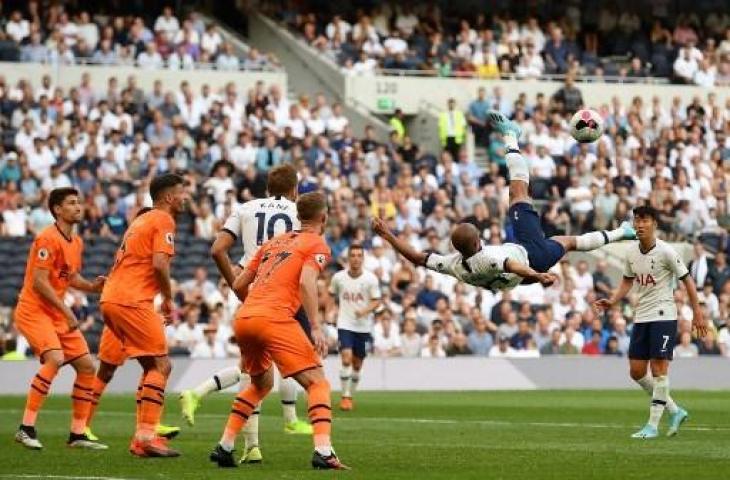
[342,291,366,303]
[635,273,656,287]
[37,248,49,261]
[165,232,175,245]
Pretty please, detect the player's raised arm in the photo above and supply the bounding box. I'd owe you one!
[210,229,238,288]
[32,267,78,331]
[371,216,427,267]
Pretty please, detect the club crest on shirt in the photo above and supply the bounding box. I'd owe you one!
[315,254,326,266]
[165,232,175,245]
[37,248,49,261]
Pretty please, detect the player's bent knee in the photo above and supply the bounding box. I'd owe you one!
[156,356,172,377]
[294,367,326,389]
[72,355,96,375]
[97,362,117,383]
[42,350,65,368]
[649,360,669,377]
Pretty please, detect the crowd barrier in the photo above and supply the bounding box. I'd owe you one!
[0,356,728,395]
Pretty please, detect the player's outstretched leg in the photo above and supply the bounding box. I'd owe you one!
[487,109,636,251]
[15,351,63,450]
[281,375,313,434]
[180,365,242,426]
[630,362,687,437]
[213,368,273,468]
[67,355,108,450]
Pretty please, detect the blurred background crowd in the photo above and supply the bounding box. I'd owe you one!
[0,0,729,362]
[275,1,730,85]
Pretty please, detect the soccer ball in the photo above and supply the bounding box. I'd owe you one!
[569,109,604,143]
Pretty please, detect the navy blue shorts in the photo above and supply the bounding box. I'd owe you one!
[294,308,312,342]
[629,320,677,361]
[338,329,371,359]
[508,202,566,273]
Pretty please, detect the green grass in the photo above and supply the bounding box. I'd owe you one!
[1,390,729,479]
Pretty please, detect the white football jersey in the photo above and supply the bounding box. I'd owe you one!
[329,269,381,333]
[622,239,689,323]
[425,243,529,291]
[222,196,300,267]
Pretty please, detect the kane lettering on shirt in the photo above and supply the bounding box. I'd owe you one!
[222,196,300,268]
[329,269,382,333]
[622,239,689,323]
[424,243,529,291]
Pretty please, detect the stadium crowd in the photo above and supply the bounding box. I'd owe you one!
[0,61,729,360]
[276,2,730,86]
[0,4,279,71]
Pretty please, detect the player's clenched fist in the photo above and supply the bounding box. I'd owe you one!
[371,217,390,237]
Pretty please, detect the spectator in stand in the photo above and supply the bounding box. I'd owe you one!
[489,335,516,358]
[400,315,422,357]
[373,308,402,357]
[674,47,699,83]
[439,98,467,162]
[171,305,204,354]
[190,326,227,359]
[421,334,446,358]
[551,75,584,115]
[582,330,603,355]
[674,331,699,358]
[467,318,493,356]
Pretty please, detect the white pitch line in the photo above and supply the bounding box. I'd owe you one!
[0,408,728,432]
[0,475,139,480]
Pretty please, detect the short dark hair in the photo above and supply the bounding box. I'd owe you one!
[48,187,79,218]
[296,191,327,222]
[267,164,298,197]
[633,205,657,220]
[348,243,364,255]
[136,206,153,218]
[150,173,184,202]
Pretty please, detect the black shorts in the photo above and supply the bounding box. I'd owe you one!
[628,320,678,361]
[294,307,312,342]
[338,329,372,359]
[508,202,566,273]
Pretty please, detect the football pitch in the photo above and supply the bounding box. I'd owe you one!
[1,390,729,480]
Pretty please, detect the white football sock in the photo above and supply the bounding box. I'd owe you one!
[279,376,299,424]
[243,406,260,449]
[503,133,519,151]
[315,445,332,457]
[340,366,352,398]
[635,372,678,414]
[350,370,360,396]
[506,151,529,184]
[192,366,242,397]
[575,227,627,251]
[648,375,669,428]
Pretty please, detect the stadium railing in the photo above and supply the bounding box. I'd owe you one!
[0,61,287,96]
